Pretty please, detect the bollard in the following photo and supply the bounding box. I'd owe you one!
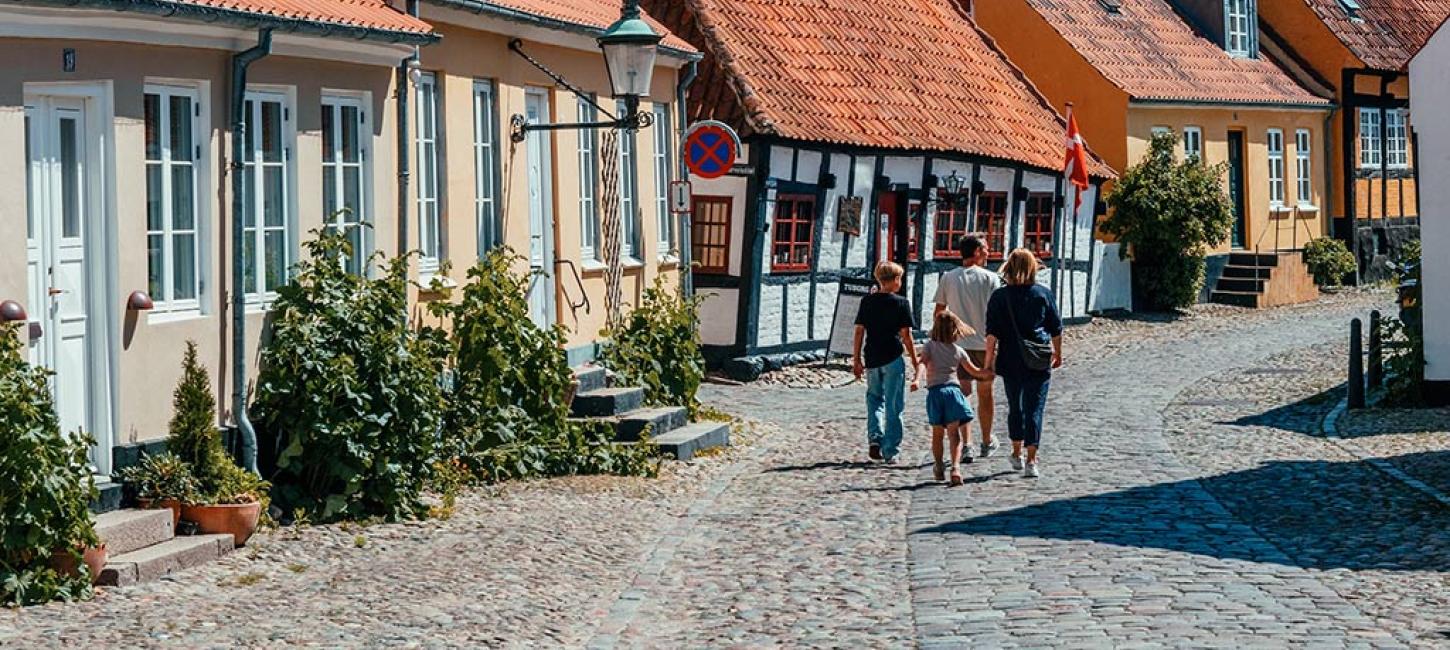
[1368,310,1383,389]
[1349,318,1365,410]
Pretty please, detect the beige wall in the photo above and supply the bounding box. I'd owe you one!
[1127,106,1330,254]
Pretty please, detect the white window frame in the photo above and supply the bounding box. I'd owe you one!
[1386,109,1409,168]
[242,88,295,303]
[415,72,442,273]
[1225,0,1254,57]
[321,92,372,275]
[473,79,501,255]
[617,99,640,261]
[578,97,601,262]
[1267,128,1285,208]
[652,102,675,259]
[1359,107,1382,169]
[1184,126,1203,162]
[1295,128,1314,207]
[143,82,205,315]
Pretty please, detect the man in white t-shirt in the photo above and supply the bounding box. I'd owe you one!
[933,234,1003,458]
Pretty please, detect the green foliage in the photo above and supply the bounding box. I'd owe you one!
[1382,315,1425,406]
[118,452,200,503]
[254,229,448,522]
[166,341,260,505]
[0,324,98,606]
[600,278,706,418]
[1302,238,1357,287]
[1103,132,1236,311]
[1395,239,1422,286]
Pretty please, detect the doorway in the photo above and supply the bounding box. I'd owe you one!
[523,88,557,328]
[1227,130,1248,249]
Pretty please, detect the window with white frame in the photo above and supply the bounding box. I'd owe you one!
[1359,107,1382,168]
[652,103,674,257]
[1184,126,1203,162]
[322,95,369,275]
[1225,0,1254,56]
[242,91,292,299]
[473,80,500,253]
[577,97,600,261]
[1387,109,1409,167]
[617,99,640,260]
[1267,128,1285,207]
[1295,129,1313,206]
[144,84,202,310]
[416,72,442,271]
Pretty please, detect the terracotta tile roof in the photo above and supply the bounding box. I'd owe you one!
[1301,0,1450,70]
[459,0,696,52]
[177,0,433,35]
[1022,0,1328,105]
[642,0,1113,177]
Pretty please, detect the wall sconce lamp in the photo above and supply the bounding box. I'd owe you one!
[127,291,155,311]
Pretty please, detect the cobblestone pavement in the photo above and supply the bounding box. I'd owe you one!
[1340,403,1450,500]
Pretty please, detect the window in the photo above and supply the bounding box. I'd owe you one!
[885,201,921,262]
[691,195,732,274]
[241,91,291,299]
[474,80,501,253]
[1024,193,1055,259]
[617,99,640,259]
[977,192,1008,260]
[144,85,202,309]
[415,72,442,271]
[1184,126,1203,162]
[1387,109,1409,167]
[1295,129,1313,206]
[1151,125,1172,137]
[652,103,674,257]
[1359,107,1381,168]
[322,96,368,275]
[1267,128,1285,207]
[1225,0,1254,56]
[933,192,971,259]
[577,97,600,261]
[771,194,815,272]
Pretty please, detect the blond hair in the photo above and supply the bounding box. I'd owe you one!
[929,310,972,344]
[874,260,905,284]
[1001,248,1040,286]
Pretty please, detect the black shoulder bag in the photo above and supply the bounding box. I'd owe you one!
[1004,295,1054,372]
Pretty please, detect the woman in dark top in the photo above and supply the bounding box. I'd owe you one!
[983,249,1063,478]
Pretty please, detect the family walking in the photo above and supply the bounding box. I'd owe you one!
[851,235,1063,480]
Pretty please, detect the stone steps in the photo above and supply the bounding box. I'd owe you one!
[570,365,728,458]
[92,508,233,587]
[649,422,731,461]
[570,386,645,417]
[95,509,173,556]
[1210,251,1318,309]
[90,481,124,514]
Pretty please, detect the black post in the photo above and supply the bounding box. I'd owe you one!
[1349,317,1365,409]
[1369,310,1384,388]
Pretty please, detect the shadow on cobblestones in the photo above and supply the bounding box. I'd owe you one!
[1226,385,1343,435]
[766,460,919,472]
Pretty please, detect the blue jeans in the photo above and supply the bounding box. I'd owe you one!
[1002,371,1050,448]
[865,357,906,459]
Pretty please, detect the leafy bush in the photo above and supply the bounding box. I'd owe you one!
[1302,237,1356,287]
[118,452,200,503]
[600,278,706,418]
[1382,315,1424,406]
[1103,132,1235,311]
[0,324,99,606]
[254,229,448,522]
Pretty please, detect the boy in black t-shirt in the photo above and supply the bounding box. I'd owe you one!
[852,261,920,463]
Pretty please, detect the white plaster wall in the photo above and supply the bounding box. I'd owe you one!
[1092,242,1133,312]
[785,284,811,343]
[817,153,854,271]
[698,287,739,346]
[756,283,783,347]
[883,156,924,186]
[1411,34,1450,381]
[769,145,795,179]
[847,156,875,268]
[795,150,823,182]
[812,280,841,344]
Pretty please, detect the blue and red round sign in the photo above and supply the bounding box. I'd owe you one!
[683,121,740,180]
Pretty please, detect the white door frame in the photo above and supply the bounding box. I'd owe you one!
[524,87,557,328]
[23,81,118,478]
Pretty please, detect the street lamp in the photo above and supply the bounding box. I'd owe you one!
[941,170,967,196]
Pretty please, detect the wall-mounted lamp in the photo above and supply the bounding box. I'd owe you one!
[972,180,986,195]
[407,58,423,84]
[127,290,155,311]
[0,300,26,323]
[821,172,837,190]
[942,170,967,195]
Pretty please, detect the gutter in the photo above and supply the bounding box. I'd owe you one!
[425,0,702,61]
[17,0,438,45]
[1131,98,1336,111]
[676,60,699,298]
[230,29,272,475]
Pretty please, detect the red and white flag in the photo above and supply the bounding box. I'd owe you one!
[1063,106,1090,212]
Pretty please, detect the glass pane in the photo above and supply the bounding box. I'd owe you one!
[144,94,161,161]
[264,166,284,227]
[242,165,256,227]
[796,221,811,242]
[242,234,257,294]
[172,164,194,231]
[59,117,80,239]
[323,169,337,222]
[422,143,436,198]
[347,226,364,275]
[321,105,334,163]
[264,230,286,292]
[147,164,164,231]
[261,101,282,163]
[343,166,361,223]
[243,100,255,163]
[342,105,359,163]
[173,234,196,300]
[169,95,192,159]
[24,115,33,239]
[147,234,164,300]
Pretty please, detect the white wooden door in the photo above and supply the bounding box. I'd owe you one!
[524,89,556,328]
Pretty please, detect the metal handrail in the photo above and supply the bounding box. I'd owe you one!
[555,258,591,314]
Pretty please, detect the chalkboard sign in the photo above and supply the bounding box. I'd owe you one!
[826,278,879,358]
[836,196,863,236]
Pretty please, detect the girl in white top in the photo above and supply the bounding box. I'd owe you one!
[919,311,993,485]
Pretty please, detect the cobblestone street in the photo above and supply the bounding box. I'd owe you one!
[4,290,1447,648]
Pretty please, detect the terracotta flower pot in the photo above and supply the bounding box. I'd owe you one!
[182,501,261,547]
[137,497,183,530]
[51,543,108,585]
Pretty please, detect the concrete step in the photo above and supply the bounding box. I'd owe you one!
[1215,277,1266,294]
[1220,264,1273,280]
[571,387,645,417]
[89,481,124,514]
[647,422,730,461]
[1227,252,1280,268]
[94,509,174,556]
[574,365,608,393]
[583,406,689,442]
[97,534,232,587]
[1210,290,1262,308]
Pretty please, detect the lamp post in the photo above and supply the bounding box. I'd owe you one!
[942,170,967,196]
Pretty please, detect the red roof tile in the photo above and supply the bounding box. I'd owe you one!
[177,0,433,35]
[1023,0,1328,105]
[643,0,1113,177]
[1300,0,1450,70]
[476,0,696,52]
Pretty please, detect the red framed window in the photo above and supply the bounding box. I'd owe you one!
[691,195,732,274]
[1024,193,1055,259]
[977,192,1008,260]
[934,193,971,259]
[771,194,815,272]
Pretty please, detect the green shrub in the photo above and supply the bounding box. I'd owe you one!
[1103,132,1236,311]
[118,452,200,503]
[166,341,255,502]
[600,278,706,418]
[0,324,99,606]
[254,229,448,522]
[1302,237,1357,287]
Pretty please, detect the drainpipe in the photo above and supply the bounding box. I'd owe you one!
[1323,106,1337,240]
[231,29,272,474]
[676,60,699,298]
[398,0,419,259]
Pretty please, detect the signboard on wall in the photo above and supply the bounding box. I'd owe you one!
[826,278,879,358]
[683,120,741,180]
[836,196,863,236]
[669,180,692,214]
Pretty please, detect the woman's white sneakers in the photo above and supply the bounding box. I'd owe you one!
[1009,454,1024,471]
[1024,462,1040,478]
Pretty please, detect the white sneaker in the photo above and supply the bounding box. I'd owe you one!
[980,440,999,458]
[1024,462,1040,478]
[1009,454,1024,471]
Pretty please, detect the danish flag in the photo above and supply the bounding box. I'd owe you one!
[1063,105,1091,211]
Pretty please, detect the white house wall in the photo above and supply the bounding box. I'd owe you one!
[1410,33,1450,383]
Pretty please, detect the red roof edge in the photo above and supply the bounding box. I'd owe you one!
[678,0,773,137]
[1408,12,1450,68]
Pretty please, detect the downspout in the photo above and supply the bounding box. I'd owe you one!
[231,28,272,474]
[398,0,419,258]
[1323,106,1337,240]
[676,60,698,297]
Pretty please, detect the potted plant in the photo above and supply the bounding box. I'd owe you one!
[118,451,199,528]
[181,466,269,547]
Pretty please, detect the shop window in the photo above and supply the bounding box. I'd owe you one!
[691,195,732,274]
[977,192,1008,260]
[771,194,815,272]
[933,193,971,259]
[1024,193,1055,259]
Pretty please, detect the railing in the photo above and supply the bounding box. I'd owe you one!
[555,258,591,315]
[1253,205,1322,253]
